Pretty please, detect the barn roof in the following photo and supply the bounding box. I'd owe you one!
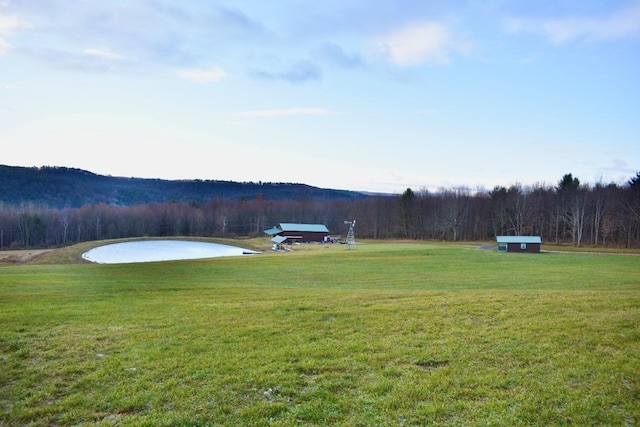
[278,223,329,233]
[264,227,281,236]
[496,236,541,244]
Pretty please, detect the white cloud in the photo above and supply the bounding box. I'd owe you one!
[0,12,28,56]
[370,21,468,66]
[0,13,21,34]
[0,37,9,55]
[177,67,228,82]
[507,2,640,43]
[239,108,333,117]
[83,48,125,60]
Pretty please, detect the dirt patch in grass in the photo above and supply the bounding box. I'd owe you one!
[413,360,450,370]
[0,249,51,264]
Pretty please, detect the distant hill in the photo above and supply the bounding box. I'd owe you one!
[0,165,370,208]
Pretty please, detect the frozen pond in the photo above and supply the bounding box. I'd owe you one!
[82,240,259,264]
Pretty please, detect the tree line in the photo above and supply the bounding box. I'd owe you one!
[1,173,639,249]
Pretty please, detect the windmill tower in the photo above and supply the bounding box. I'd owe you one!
[344,220,356,249]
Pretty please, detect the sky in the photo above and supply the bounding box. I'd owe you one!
[1,1,639,194]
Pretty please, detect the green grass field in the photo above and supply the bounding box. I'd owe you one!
[1,241,639,426]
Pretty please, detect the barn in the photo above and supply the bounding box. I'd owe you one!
[264,223,330,244]
[496,236,542,253]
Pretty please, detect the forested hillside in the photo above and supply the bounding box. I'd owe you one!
[0,165,367,208]
[1,165,639,249]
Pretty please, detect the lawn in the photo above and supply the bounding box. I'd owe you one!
[1,241,639,426]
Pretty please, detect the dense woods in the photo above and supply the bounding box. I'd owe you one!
[0,165,366,208]
[1,169,639,249]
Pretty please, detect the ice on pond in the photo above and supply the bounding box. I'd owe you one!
[82,240,259,264]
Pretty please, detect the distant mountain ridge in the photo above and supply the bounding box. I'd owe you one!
[0,165,370,208]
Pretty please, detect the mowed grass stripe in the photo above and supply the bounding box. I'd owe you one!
[1,241,638,426]
[2,242,638,292]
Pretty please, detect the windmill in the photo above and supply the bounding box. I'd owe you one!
[344,220,356,249]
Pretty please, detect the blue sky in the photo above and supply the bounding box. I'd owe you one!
[1,1,638,193]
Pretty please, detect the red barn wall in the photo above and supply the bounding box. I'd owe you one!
[506,243,541,253]
[277,231,328,243]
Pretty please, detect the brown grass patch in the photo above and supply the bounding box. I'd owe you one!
[0,249,51,264]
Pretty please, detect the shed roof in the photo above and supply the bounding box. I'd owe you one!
[279,223,329,233]
[271,235,287,244]
[496,236,541,244]
[264,227,281,236]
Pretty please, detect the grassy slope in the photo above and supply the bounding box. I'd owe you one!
[0,241,638,426]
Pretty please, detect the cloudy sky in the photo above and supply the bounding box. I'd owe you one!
[1,1,638,193]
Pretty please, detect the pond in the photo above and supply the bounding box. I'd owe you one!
[82,240,259,264]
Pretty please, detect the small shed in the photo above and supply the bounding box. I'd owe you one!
[496,236,542,253]
[270,235,287,250]
[264,223,330,243]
